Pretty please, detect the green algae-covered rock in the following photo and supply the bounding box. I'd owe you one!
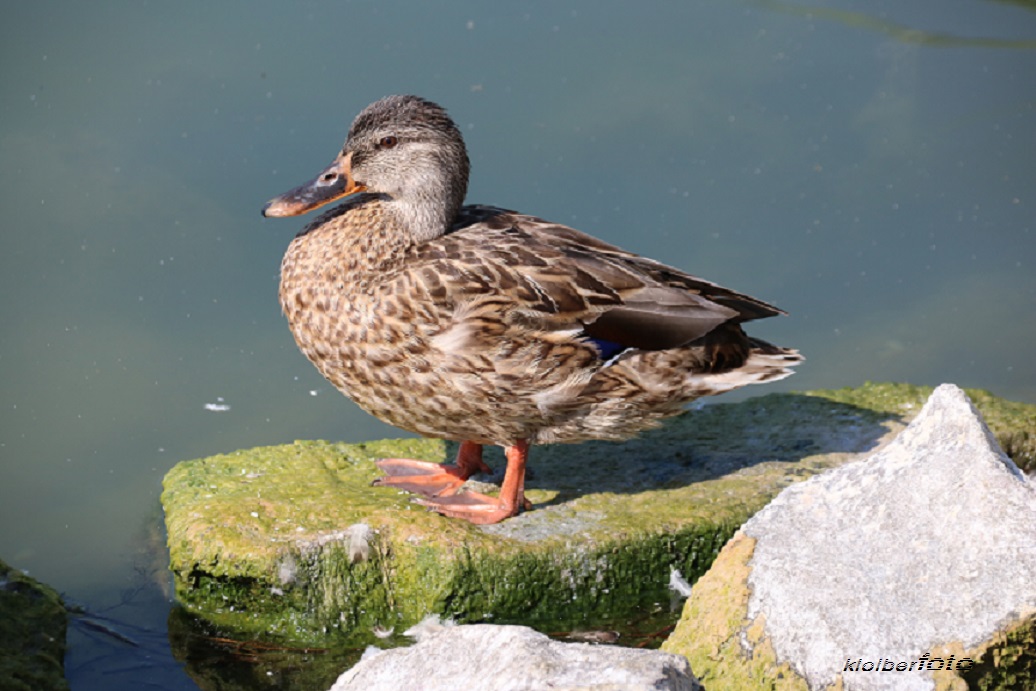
[660,532,801,691]
[163,434,764,646]
[0,558,69,691]
[161,383,1034,647]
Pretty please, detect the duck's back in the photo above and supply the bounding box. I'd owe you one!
[279,201,799,446]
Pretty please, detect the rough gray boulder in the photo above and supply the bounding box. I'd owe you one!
[330,623,700,691]
[664,383,1036,690]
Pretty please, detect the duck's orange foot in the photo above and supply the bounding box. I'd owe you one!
[376,440,532,525]
[415,441,533,525]
[415,491,525,525]
[372,441,491,498]
[372,458,467,496]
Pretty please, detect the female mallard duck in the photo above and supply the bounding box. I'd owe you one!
[263,95,801,524]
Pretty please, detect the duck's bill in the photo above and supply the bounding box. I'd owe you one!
[261,152,366,217]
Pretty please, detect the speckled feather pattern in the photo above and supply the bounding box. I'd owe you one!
[280,199,801,446]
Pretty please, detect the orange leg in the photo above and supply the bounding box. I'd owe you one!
[372,441,491,497]
[415,440,531,525]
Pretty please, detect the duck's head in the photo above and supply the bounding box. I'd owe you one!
[262,95,470,242]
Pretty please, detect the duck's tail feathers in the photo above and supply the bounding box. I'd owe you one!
[686,338,802,395]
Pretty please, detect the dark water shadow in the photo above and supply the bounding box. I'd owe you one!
[167,606,358,691]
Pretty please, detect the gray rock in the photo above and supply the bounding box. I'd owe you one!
[742,383,1036,690]
[329,623,700,691]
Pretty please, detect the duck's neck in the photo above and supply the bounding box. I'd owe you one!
[383,195,453,245]
[383,162,467,244]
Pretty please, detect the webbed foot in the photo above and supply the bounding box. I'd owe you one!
[372,441,490,497]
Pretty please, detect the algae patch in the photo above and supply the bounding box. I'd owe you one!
[0,558,69,691]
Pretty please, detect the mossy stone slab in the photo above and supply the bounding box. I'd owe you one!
[0,558,69,691]
[161,383,1034,646]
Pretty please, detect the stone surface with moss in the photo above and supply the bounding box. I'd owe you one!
[661,532,806,691]
[162,382,1035,653]
[811,381,1035,473]
[0,558,69,691]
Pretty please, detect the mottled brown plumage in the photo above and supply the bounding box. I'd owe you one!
[264,95,801,523]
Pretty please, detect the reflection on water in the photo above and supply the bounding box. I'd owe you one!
[756,0,1036,49]
[1,0,1034,688]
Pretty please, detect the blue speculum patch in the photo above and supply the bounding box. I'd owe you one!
[588,336,629,362]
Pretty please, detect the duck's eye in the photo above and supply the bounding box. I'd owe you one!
[378,136,398,149]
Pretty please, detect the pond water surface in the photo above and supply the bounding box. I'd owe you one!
[1,1,1034,689]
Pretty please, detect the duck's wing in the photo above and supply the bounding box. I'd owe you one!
[429,206,783,353]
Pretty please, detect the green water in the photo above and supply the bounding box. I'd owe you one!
[1,1,1034,688]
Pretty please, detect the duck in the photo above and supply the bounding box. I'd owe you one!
[262,95,801,525]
